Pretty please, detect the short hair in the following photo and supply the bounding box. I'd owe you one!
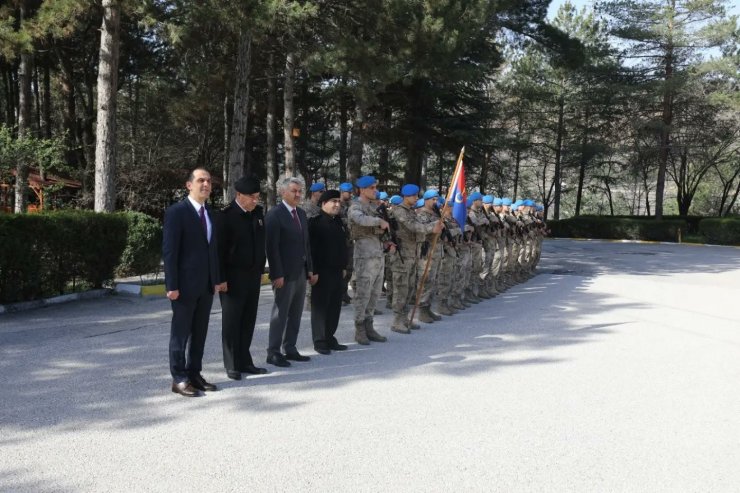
[187,167,210,182]
[277,176,304,193]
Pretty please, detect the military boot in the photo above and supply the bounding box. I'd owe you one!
[354,321,370,345]
[417,306,436,323]
[365,318,387,342]
[391,314,410,334]
[452,299,467,310]
[436,302,455,316]
[405,316,421,330]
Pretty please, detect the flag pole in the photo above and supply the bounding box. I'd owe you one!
[409,146,465,326]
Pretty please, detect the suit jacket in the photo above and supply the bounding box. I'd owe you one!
[162,199,220,298]
[216,201,266,294]
[264,202,313,281]
[309,211,348,272]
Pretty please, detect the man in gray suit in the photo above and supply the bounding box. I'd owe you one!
[264,177,318,367]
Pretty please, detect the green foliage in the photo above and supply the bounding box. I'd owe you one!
[548,216,688,242]
[0,125,67,180]
[0,211,128,304]
[698,218,740,246]
[115,211,163,277]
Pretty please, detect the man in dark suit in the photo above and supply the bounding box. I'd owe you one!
[163,168,221,397]
[308,189,349,354]
[216,175,267,380]
[264,176,317,367]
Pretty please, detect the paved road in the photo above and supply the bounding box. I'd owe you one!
[1,239,739,492]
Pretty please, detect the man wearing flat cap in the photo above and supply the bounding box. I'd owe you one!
[216,175,268,380]
[308,190,350,354]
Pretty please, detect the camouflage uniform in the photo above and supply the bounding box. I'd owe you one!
[415,207,444,323]
[347,200,389,344]
[339,200,354,303]
[472,207,495,298]
[390,203,436,333]
[467,209,486,301]
[436,216,462,314]
[456,224,475,306]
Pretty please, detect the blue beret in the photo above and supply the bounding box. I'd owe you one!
[513,200,523,208]
[502,198,512,206]
[339,182,353,192]
[422,189,439,200]
[356,175,377,189]
[469,191,483,201]
[482,194,493,204]
[389,195,402,205]
[378,191,389,200]
[536,205,544,211]
[415,198,425,209]
[493,198,503,206]
[512,204,519,211]
[310,182,325,193]
[401,184,420,197]
[524,199,535,207]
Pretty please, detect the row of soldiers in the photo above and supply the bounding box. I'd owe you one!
[302,176,548,344]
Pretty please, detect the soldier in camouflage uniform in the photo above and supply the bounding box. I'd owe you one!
[436,200,462,315]
[347,176,393,344]
[491,198,509,292]
[415,190,444,323]
[384,195,403,309]
[470,193,495,299]
[482,195,504,295]
[339,182,354,304]
[466,192,486,302]
[390,184,444,334]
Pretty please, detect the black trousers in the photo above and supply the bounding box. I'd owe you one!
[220,270,262,372]
[311,268,343,349]
[169,291,214,383]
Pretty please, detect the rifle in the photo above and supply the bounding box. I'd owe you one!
[466,215,483,243]
[432,204,459,257]
[377,204,404,264]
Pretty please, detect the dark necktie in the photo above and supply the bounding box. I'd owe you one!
[199,206,207,236]
[291,208,302,231]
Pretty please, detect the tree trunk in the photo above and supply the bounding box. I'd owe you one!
[377,106,391,187]
[222,93,230,202]
[513,112,523,199]
[32,62,40,135]
[265,52,278,209]
[655,34,675,219]
[2,62,16,127]
[480,151,490,192]
[436,151,444,190]
[283,51,296,177]
[225,32,252,201]
[574,107,589,216]
[94,0,121,212]
[15,2,32,213]
[552,96,565,220]
[41,62,51,139]
[347,99,365,183]
[338,85,349,182]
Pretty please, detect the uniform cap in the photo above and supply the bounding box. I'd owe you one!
[318,190,341,204]
[469,191,483,201]
[401,184,420,197]
[422,189,439,200]
[378,191,389,201]
[501,198,512,206]
[389,195,403,205]
[339,182,353,192]
[310,182,326,193]
[482,194,494,204]
[511,204,519,211]
[234,175,260,194]
[355,175,377,189]
[415,198,425,209]
[493,198,503,206]
[524,199,535,207]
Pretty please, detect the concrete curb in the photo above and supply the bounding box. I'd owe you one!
[549,237,740,248]
[0,288,111,315]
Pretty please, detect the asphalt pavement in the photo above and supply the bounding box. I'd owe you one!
[1,239,739,492]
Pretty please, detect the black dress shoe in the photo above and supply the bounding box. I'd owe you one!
[226,370,242,380]
[243,365,268,375]
[171,381,203,397]
[285,352,311,362]
[190,373,218,391]
[330,342,348,351]
[266,354,291,367]
[314,347,331,355]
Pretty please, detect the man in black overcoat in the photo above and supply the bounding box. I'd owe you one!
[308,190,349,354]
[216,175,267,380]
